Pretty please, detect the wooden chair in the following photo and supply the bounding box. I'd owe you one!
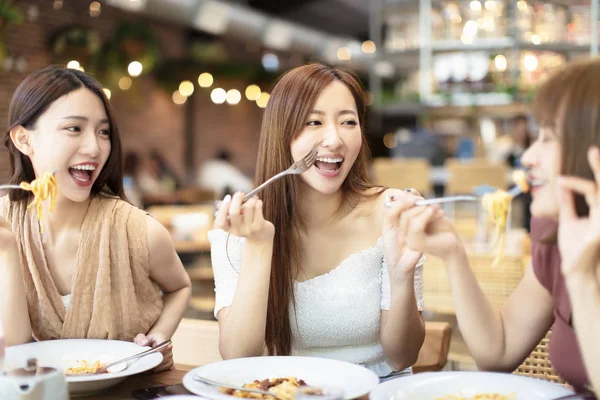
[514,330,566,384]
[172,318,221,368]
[413,321,452,373]
[445,158,508,195]
[371,157,431,196]
[422,254,525,315]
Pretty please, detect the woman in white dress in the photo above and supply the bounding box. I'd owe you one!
[210,63,441,379]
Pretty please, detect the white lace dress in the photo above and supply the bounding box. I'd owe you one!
[208,229,424,378]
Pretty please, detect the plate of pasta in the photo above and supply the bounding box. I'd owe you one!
[182,356,379,400]
[369,371,574,400]
[5,339,162,397]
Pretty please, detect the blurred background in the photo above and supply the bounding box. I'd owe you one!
[0,0,598,375]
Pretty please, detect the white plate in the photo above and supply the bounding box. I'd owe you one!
[369,371,574,400]
[6,339,163,397]
[183,356,379,400]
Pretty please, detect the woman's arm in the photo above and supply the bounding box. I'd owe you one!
[213,193,275,359]
[394,201,554,371]
[566,273,600,390]
[555,148,600,389]
[145,216,192,339]
[444,247,554,371]
[380,267,425,370]
[0,217,32,346]
[379,189,426,369]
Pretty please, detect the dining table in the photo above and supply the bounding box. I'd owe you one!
[86,366,192,400]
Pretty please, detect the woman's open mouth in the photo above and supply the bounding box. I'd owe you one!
[68,163,98,187]
[314,157,344,173]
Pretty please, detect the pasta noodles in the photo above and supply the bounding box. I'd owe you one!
[481,171,530,267]
[19,171,58,233]
[481,190,511,268]
[512,170,529,193]
[64,359,106,375]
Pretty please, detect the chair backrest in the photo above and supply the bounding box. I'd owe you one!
[172,318,221,368]
[446,158,508,195]
[423,254,525,314]
[371,158,431,195]
[514,330,566,384]
[413,321,452,373]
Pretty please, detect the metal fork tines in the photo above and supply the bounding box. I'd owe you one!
[193,375,284,400]
[243,141,320,202]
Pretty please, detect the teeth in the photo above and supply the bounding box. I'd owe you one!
[316,157,343,163]
[71,165,96,171]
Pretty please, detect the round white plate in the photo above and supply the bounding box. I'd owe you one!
[183,356,379,400]
[369,371,574,400]
[6,339,163,397]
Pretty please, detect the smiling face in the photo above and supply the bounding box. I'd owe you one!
[520,126,561,218]
[290,81,362,196]
[18,88,112,203]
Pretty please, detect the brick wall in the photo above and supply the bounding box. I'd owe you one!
[0,0,263,184]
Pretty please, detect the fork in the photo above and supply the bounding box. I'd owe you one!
[193,375,284,400]
[74,340,172,375]
[414,184,524,206]
[242,142,320,202]
[0,169,58,191]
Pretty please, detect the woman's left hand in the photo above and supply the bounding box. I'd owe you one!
[134,332,174,372]
[557,146,600,281]
[382,189,427,280]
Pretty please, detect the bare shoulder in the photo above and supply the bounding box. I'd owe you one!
[145,214,173,251]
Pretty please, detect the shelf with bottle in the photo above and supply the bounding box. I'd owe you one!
[382,0,598,56]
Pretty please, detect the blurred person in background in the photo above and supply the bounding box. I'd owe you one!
[506,114,532,168]
[123,151,143,208]
[137,149,181,205]
[197,149,253,199]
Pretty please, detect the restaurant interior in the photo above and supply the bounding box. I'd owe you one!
[0,0,599,398]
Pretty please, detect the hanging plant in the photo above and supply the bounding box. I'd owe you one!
[48,25,101,66]
[0,0,23,31]
[0,0,23,64]
[98,21,161,78]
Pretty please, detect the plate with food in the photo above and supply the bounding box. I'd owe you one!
[182,356,379,400]
[5,339,162,397]
[369,371,574,400]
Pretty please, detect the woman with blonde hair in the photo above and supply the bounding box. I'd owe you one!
[395,59,600,391]
[211,63,440,379]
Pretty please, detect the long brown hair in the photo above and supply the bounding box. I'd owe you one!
[4,65,125,202]
[532,58,600,218]
[256,63,381,355]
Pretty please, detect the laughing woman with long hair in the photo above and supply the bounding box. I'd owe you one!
[210,64,436,379]
[0,66,191,371]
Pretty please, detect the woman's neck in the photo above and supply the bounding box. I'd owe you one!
[42,195,91,238]
[298,184,345,230]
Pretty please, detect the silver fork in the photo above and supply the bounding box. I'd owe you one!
[0,169,58,191]
[193,375,284,400]
[414,184,524,206]
[243,142,320,202]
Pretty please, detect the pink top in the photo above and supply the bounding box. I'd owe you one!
[530,217,590,390]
